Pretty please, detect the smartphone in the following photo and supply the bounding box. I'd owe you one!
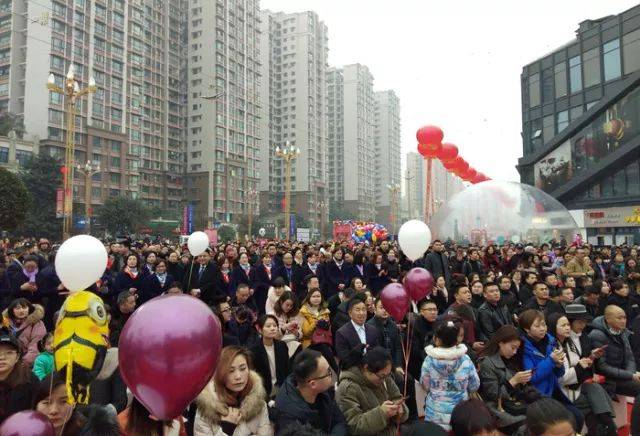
[395,396,409,405]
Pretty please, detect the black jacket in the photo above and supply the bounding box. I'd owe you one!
[140,273,174,303]
[113,269,147,296]
[322,261,353,300]
[183,262,224,305]
[0,369,37,422]
[408,316,435,381]
[589,315,635,381]
[462,259,485,278]
[274,376,347,435]
[522,298,564,316]
[364,263,391,294]
[367,316,403,369]
[230,265,252,296]
[334,322,380,361]
[250,339,290,399]
[421,251,451,284]
[477,302,513,343]
[606,293,640,327]
[249,264,273,316]
[166,261,185,284]
[330,301,350,337]
[477,353,527,428]
[292,263,322,302]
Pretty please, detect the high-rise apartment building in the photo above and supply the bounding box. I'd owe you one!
[186,0,261,228]
[4,0,188,215]
[374,90,401,228]
[328,64,376,220]
[259,10,329,230]
[405,152,423,220]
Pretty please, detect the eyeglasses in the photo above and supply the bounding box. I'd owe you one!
[307,367,333,383]
[372,370,391,380]
[0,350,18,359]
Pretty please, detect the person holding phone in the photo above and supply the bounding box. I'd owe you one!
[547,309,616,435]
[336,345,408,436]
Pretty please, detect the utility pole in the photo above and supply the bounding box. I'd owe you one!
[75,161,101,235]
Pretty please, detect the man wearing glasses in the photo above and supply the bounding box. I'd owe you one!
[274,348,347,435]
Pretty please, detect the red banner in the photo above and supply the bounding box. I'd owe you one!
[332,222,351,241]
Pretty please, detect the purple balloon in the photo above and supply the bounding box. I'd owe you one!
[0,411,54,436]
[118,294,222,420]
[404,267,434,302]
[380,283,410,323]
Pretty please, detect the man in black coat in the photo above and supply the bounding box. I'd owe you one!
[477,283,513,343]
[522,282,564,316]
[292,252,323,300]
[367,299,403,371]
[334,294,379,361]
[409,298,438,381]
[274,252,300,293]
[321,248,352,300]
[274,349,347,435]
[419,240,451,286]
[183,250,224,306]
[462,248,485,279]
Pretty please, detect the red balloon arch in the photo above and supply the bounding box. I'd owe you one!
[415,125,491,222]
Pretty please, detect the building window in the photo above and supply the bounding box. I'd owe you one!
[623,29,640,74]
[627,161,640,195]
[569,55,582,93]
[569,105,583,121]
[542,115,554,144]
[603,39,621,81]
[583,48,600,88]
[554,62,567,98]
[528,73,540,107]
[556,110,569,133]
[542,67,554,103]
[0,147,8,163]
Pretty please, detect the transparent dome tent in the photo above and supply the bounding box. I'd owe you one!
[429,181,579,246]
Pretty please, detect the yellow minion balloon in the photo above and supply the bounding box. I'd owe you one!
[53,291,110,405]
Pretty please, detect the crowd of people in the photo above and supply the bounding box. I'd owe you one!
[1,235,640,435]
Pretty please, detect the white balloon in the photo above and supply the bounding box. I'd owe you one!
[55,235,108,293]
[398,220,432,261]
[187,231,210,256]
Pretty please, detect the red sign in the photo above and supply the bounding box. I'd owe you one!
[56,189,64,218]
[204,228,218,245]
[332,223,351,241]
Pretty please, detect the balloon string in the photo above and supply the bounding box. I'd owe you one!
[397,311,414,436]
[187,258,195,293]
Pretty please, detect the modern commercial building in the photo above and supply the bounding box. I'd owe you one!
[259,10,329,231]
[518,4,640,244]
[186,0,261,228]
[328,64,376,220]
[374,90,401,230]
[3,0,188,215]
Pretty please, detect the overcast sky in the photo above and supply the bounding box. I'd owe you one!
[261,0,639,182]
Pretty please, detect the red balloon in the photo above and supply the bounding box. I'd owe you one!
[119,294,222,420]
[60,166,67,175]
[417,142,440,158]
[462,168,478,181]
[451,158,469,175]
[404,268,433,302]
[437,142,458,162]
[380,283,410,323]
[442,159,458,171]
[0,411,54,436]
[416,125,444,146]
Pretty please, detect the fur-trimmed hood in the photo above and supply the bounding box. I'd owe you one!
[2,304,44,329]
[195,371,266,425]
[425,343,468,360]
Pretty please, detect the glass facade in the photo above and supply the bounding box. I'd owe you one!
[574,159,640,200]
[534,84,640,193]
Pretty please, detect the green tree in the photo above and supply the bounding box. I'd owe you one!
[0,167,29,232]
[98,197,151,235]
[217,224,237,242]
[0,112,25,139]
[20,153,61,239]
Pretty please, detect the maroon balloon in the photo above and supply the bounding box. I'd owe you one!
[118,294,222,420]
[0,411,54,436]
[380,283,410,323]
[404,267,434,302]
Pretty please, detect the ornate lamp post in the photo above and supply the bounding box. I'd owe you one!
[275,141,299,241]
[387,183,400,236]
[47,66,96,240]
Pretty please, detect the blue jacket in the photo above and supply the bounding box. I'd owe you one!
[521,333,565,397]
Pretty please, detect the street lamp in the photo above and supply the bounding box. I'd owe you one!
[75,161,100,235]
[318,201,329,240]
[275,141,299,241]
[387,183,401,236]
[47,65,96,240]
[246,188,258,239]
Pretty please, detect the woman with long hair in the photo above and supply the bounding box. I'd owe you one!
[478,325,530,432]
[2,298,46,365]
[140,259,175,304]
[546,311,616,435]
[119,396,186,436]
[250,315,290,400]
[114,254,145,298]
[33,372,87,435]
[299,288,330,348]
[273,291,303,345]
[194,346,271,436]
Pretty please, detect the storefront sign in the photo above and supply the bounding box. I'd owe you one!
[584,206,640,228]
